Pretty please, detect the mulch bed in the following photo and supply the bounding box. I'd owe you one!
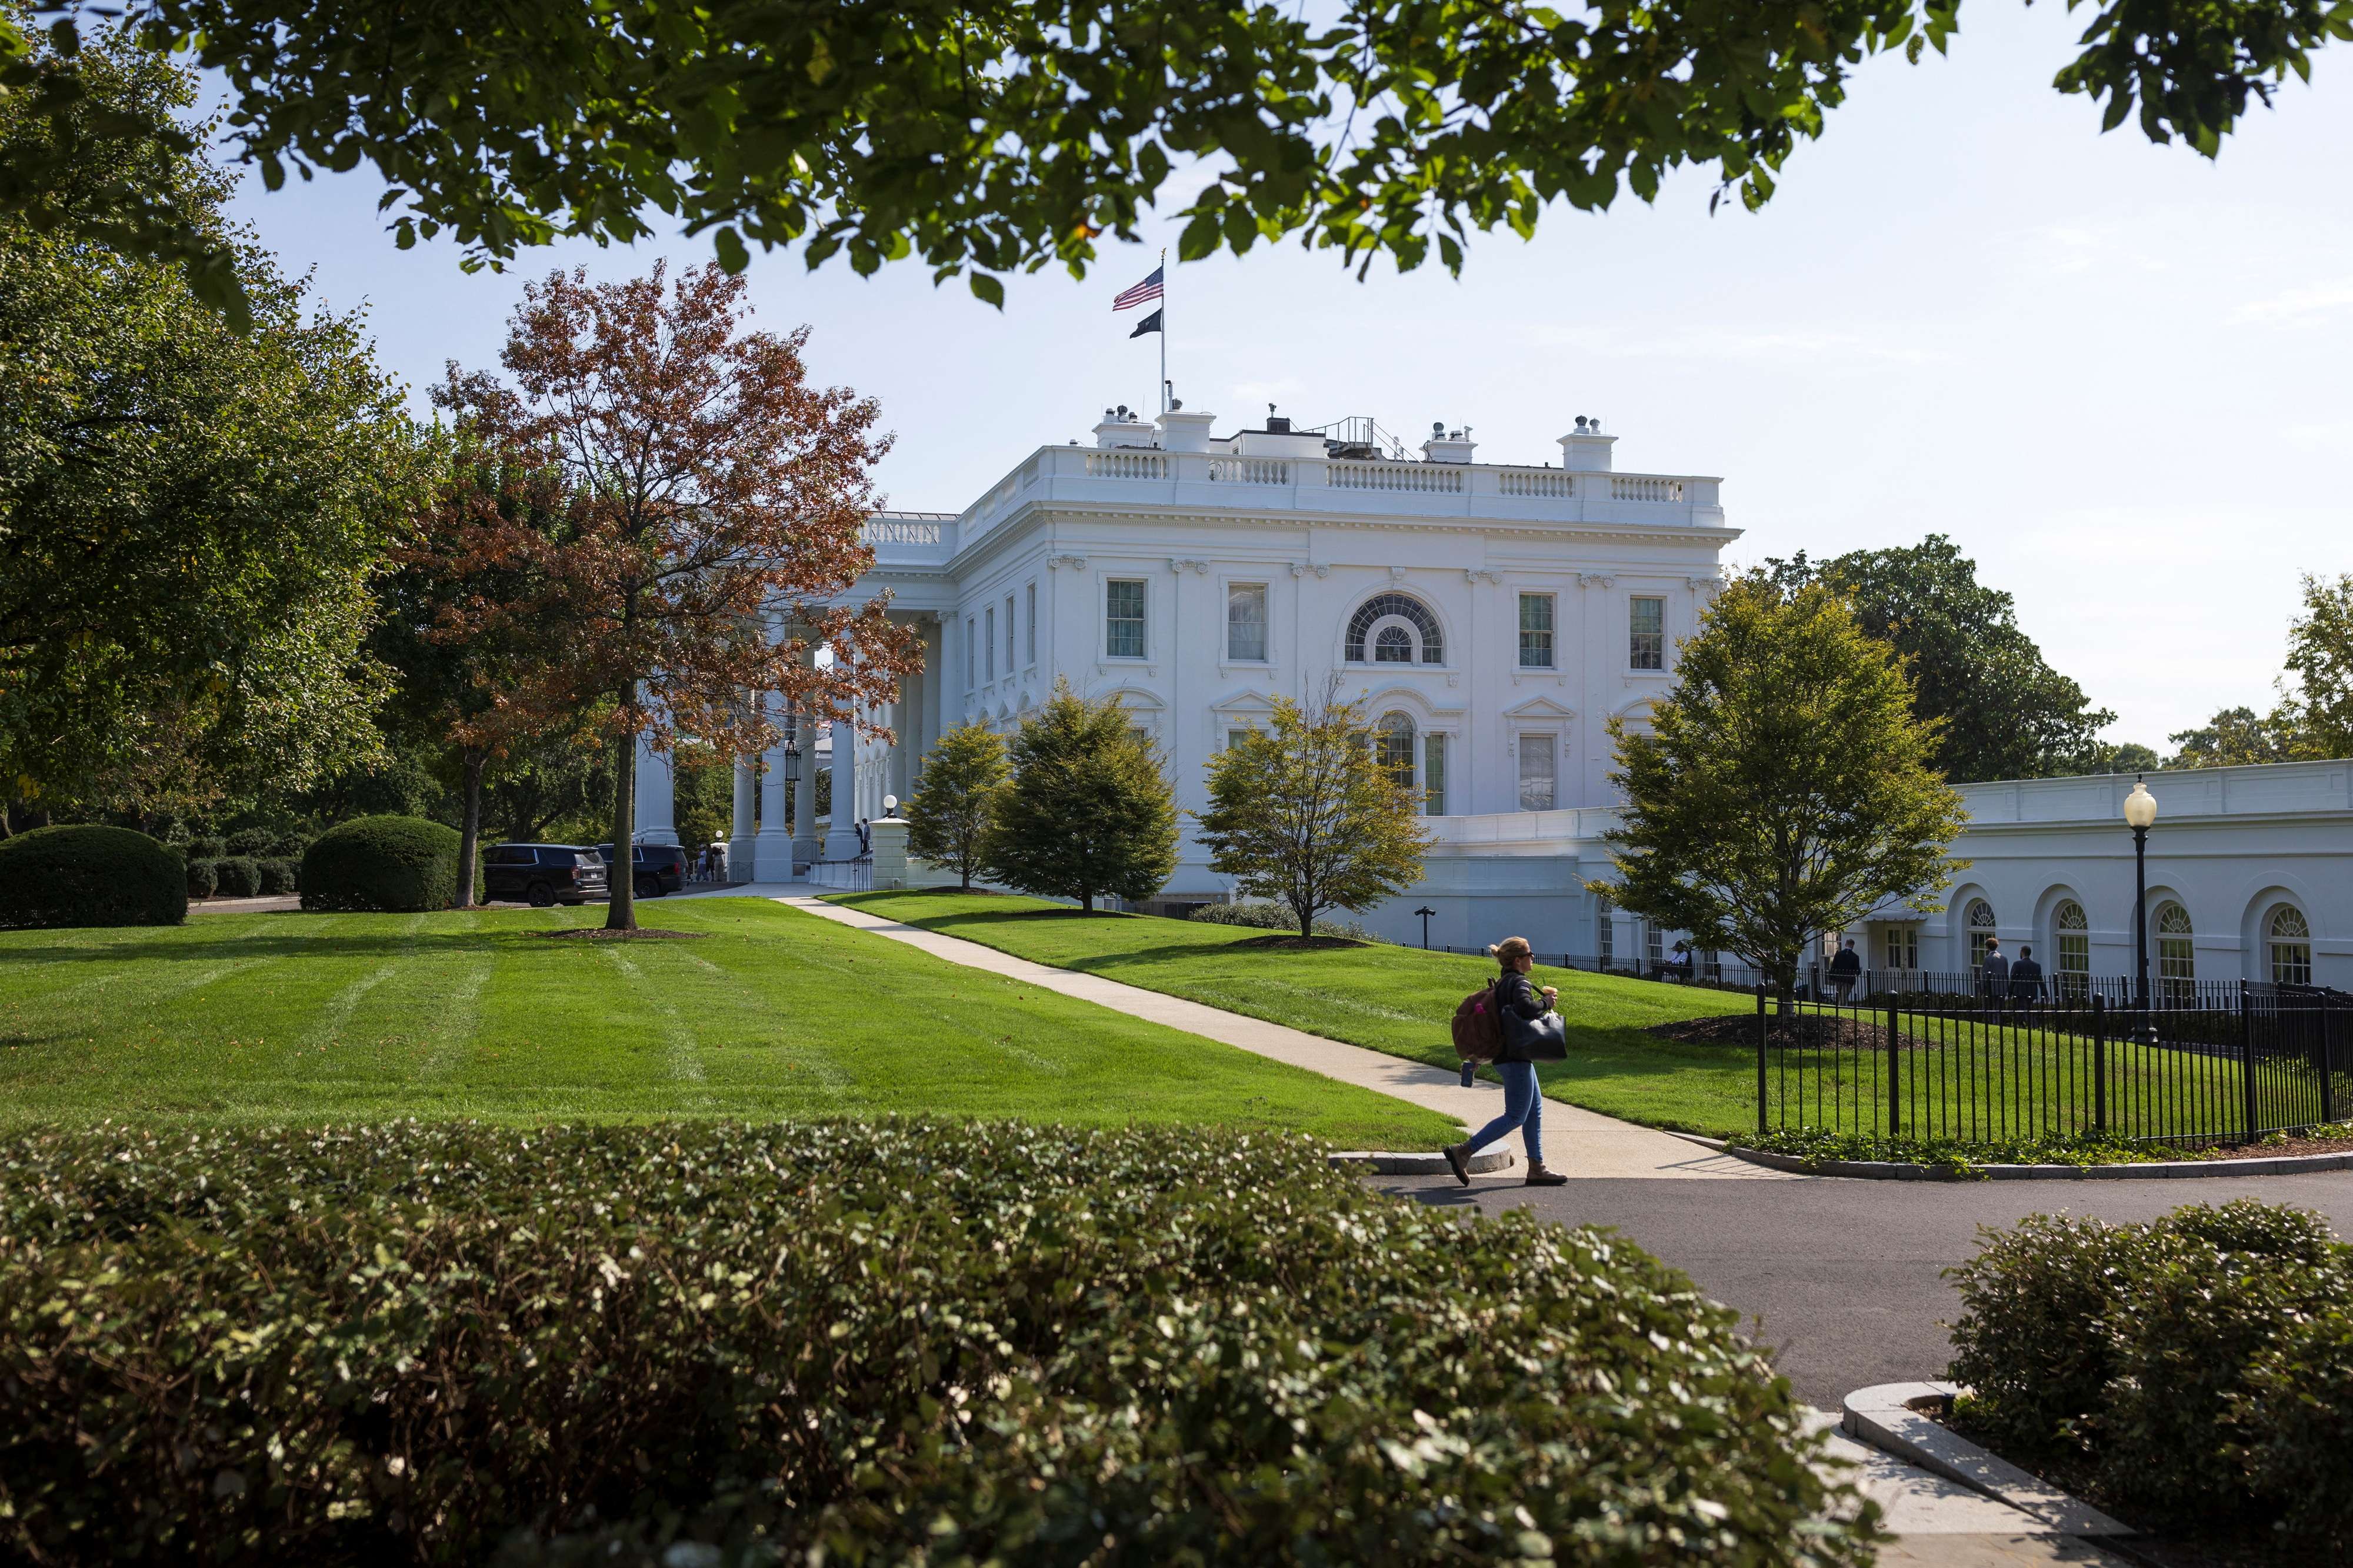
[1229,934,1369,951]
[540,928,708,941]
[1646,1014,1929,1052]
[2167,1130,2353,1162]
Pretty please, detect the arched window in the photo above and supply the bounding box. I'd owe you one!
[1345,593,1444,665]
[1966,899,1997,972]
[1374,712,1417,792]
[2052,900,2089,995]
[2155,902,2194,1005]
[2268,905,2313,986]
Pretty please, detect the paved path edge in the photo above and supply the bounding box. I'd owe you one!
[1675,1132,2353,1182]
[1842,1383,2132,1537]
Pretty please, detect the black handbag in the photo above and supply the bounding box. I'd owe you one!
[1499,980,1568,1062]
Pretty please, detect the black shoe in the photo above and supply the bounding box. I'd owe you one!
[1443,1143,1472,1186]
[1458,1060,1476,1087]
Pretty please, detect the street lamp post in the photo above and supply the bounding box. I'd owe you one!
[2123,778,2158,1029]
[1414,906,1437,950]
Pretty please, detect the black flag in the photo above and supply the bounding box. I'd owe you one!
[1128,308,1162,339]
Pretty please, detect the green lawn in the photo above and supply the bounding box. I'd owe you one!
[0,899,1460,1147]
[831,890,1768,1135]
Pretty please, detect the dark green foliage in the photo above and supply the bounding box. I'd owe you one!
[1188,901,1380,941]
[0,1120,1872,1567]
[212,855,262,898]
[1947,1201,2352,1532]
[0,823,186,929]
[299,815,460,912]
[2245,1303,2353,1551]
[984,681,1179,912]
[904,719,1007,890]
[184,857,218,899]
[256,857,298,895]
[1732,1128,2167,1175]
[186,835,228,860]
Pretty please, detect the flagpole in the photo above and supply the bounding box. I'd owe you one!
[1158,246,1168,413]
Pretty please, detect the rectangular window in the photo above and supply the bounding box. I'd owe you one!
[1645,922,1664,968]
[1227,728,1252,752]
[985,606,996,680]
[1025,583,1036,665]
[1595,896,1615,966]
[1004,595,1015,669]
[1518,593,1555,668]
[1227,582,1268,662]
[1105,579,1146,658]
[1629,596,1665,669]
[1422,732,1447,816]
[1517,733,1557,812]
[965,618,976,689]
[1883,926,1919,972]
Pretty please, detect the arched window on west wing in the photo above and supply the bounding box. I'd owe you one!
[2155,902,2195,1005]
[2052,900,2089,997]
[1373,711,1417,792]
[1344,593,1445,665]
[2268,905,2313,986]
[1965,899,1997,972]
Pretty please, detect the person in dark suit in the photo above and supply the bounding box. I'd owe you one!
[1828,939,1862,1003]
[1981,940,2010,1006]
[2008,943,2045,1004]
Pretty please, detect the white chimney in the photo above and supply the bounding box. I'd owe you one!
[1093,404,1159,449]
[1557,415,1615,472]
[1421,422,1478,464]
[1156,407,1216,453]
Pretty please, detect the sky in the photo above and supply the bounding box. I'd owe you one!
[221,4,2353,750]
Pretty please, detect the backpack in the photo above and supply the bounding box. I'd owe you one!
[1451,980,1505,1064]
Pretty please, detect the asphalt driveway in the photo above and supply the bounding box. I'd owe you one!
[1377,1169,2353,1407]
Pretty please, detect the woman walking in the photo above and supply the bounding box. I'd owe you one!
[1445,936,1569,1186]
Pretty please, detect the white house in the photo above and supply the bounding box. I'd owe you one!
[631,400,2353,991]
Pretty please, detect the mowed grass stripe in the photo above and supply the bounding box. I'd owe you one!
[0,900,1459,1146]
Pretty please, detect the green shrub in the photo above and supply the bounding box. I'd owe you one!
[300,815,459,912]
[212,855,262,898]
[1948,1200,2352,1532]
[256,857,299,895]
[0,1121,1871,1568]
[187,835,228,860]
[185,858,220,899]
[1190,901,1384,940]
[0,825,186,929]
[225,827,276,856]
[2245,1305,2353,1551]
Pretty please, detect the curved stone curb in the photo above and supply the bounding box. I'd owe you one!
[1672,1132,2353,1181]
[1842,1382,2132,1537]
[1330,1149,1513,1176]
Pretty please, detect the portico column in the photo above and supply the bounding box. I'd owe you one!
[727,758,755,880]
[632,733,679,846]
[825,714,863,859]
[791,704,821,867]
[752,691,795,882]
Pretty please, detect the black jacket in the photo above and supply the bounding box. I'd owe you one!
[1828,949,1862,978]
[1494,970,1554,1062]
[2008,958,2045,997]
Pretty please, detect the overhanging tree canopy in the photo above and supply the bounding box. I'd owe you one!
[5,0,2346,322]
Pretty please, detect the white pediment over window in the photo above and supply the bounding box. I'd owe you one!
[1502,695,1577,721]
[1207,686,1279,719]
[1103,686,1164,714]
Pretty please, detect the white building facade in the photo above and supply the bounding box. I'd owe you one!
[632,403,2352,991]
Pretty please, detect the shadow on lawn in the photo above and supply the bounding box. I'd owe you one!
[0,926,617,970]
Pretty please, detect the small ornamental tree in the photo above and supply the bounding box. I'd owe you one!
[904,720,1008,891]
[985,682,1178,912]
[1195,686,1431,939]
[1594,575,1968,1005]
[434,262,918,930]
[2284,572,2353,762]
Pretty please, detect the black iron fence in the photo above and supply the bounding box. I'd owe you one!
[1754,982,2353,1149]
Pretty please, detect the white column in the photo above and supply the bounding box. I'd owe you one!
[727,758,755,880]
[791,704,821,865]
[632,733,679,846]
[825,715,862,859]
[920,616,944,766]
[753,690,795,881]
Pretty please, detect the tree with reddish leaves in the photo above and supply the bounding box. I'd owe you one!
[434,262,915,931]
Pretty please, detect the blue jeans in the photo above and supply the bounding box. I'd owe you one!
[1464,1060,1544,1162]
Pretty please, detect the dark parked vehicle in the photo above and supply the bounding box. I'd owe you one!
[484,844,609,907]
[596,843,688,900]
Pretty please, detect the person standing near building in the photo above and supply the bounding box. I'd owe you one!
[1828,938,1862,1003]
[1444,938,1570,1187]
[1981,939,2010,1006]
[2008,943,2044,1004]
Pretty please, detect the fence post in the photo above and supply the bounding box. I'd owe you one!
[2239,980,2259,1144]
[1755,982,1768,1136]
[1809,960,1821,1002]
[2323,995,2340,1127]
[1886,997,1901,1139]
[2091,994,2107,1136]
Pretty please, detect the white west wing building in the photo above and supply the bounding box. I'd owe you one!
[632,402,2353,991]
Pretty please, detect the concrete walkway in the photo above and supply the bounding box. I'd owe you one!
[778,892,1784,1180]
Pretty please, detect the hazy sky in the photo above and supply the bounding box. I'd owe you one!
[222,4,2352,749]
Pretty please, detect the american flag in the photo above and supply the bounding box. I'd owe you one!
[1111,266,1164,311]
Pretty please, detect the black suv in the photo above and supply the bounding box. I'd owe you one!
[484,844,610,907]
[596,843,688,900]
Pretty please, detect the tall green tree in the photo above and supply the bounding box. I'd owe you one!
[0,21,422,818]
[2165,705,2302,768]
[5,0,2339,321]
[1597,575,1968,1004]
[904,720,1009,892]
[2282,571,2353,761]
[1195,688,1431,940]
[984,682,1178,913]
[1767,536,2114,782]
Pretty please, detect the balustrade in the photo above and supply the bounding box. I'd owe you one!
[862,519,942,546]
[1609,476,1685,502]
[1084,451,1169,479]
[1328,461,1464,493]
[1499,470,1575,498]
[1208,457,1291,485]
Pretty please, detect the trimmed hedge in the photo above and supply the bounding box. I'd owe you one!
[185,858,220,899]
[299,815,459,912]
[258,856,299,895]
[0,1121,1871,1567]
[1189,900,1382,941]
[187,835,228,860]
[213,855,262,898]
[1947,1200,2352,1542]
[0,825,186,929]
